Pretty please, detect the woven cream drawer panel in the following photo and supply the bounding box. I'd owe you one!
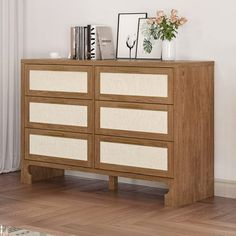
[25,65,93,99]
[25,97,93,133]
[26,129,93,167]
[95,136,173,177]
[95,101,173,141]
[95,66,173,104]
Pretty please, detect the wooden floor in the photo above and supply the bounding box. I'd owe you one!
[0,173,236,236]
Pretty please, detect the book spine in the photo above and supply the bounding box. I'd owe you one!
[90,25,96,60]
[84,26,88,60]
[70,27,76,59]
[87,25,91,59]
[80,26,84,60]
[75,26,85,60]
[96,27,102,60]
[87,25,102,60]
[75,26,79,59]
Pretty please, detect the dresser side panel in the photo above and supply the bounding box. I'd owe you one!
[172,65,214,206]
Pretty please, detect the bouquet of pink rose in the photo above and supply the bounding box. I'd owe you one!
[143,9,187,53]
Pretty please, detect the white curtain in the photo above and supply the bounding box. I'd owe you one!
[0,0,23,173]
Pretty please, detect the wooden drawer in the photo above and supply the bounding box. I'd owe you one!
[95,101,173,141]
[25,65,93,99]
[95,136,173,177]
[25,97,93,133]
[25,129,93,167]
[95,66,173,104]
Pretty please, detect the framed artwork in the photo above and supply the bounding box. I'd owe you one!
[116,13,147,59]
[136,18,162,60]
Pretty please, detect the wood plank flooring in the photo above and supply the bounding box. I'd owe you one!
[0,172,236,236]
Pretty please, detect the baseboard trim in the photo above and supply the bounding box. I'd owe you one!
[65,171,236,199]
[215,178,236,199]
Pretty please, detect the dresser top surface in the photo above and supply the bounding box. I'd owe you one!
[21,59,214,68]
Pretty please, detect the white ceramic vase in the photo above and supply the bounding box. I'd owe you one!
[162,40,176,60]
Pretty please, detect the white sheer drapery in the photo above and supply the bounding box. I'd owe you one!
[0,0,23,173]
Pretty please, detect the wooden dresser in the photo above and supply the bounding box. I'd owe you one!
[21,59,214,207]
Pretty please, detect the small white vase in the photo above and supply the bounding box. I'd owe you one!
[162,40,176,60]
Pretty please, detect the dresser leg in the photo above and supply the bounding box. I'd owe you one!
[164,181,201,207]
[164,181,181,207]
[21,161,33,184]
[109,176,118,191]
[21,161,64,184]
[164,185,176,207]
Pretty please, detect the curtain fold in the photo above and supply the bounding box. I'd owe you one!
[0,0,23,173]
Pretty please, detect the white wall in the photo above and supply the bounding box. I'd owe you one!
[24,0,236,184]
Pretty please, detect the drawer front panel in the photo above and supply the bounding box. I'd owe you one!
[101,107,167,134]
[25,129,93,167]
[30,70,87,92]
[26,97,93,133]
[30,135,87,160]
[30,103,87,126]
[95,67,173,104]
[101,73,167,97]
[96,101,173,141]
[26,65,93,99]
[101,142,168,170]
[95,136,173,177]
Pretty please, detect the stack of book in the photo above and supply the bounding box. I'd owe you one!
[71,25,115,60]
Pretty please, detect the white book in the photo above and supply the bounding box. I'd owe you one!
[97,26,115,60]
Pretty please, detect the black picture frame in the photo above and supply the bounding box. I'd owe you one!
[135,18,162,60]
[116,13,147,59]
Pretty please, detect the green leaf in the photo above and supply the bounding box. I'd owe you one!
[143,38,152,54]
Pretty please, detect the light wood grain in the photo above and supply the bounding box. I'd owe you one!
[109,176,118,191]
[165,65,214,206]
[1,172,236,236]
[21,59,214,207]
[21,62,65,184]
[22,159,173,185]
[21,58,214,67]
[21,162,64,184]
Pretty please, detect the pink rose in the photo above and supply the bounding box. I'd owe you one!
[171,9,178,16]
[156,16,164,24]
[146,18,156,25]
[178,17,187,25]
[157,10,165,17]
[170,16,178,23]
